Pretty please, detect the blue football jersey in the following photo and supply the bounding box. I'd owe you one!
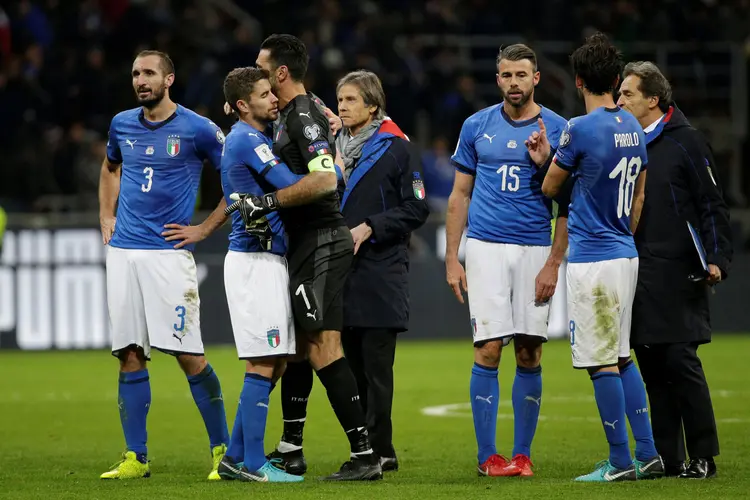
[553,107,648,263]
[221,120,303,255]
[451,103,568,245]
[106,105,224,251]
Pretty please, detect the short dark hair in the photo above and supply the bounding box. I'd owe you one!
[135,50,174,75]
[223,67,270,113]
[622,61,673,113]
[260,34,308,82]
[569,32,623,95]
[497,44,538,71]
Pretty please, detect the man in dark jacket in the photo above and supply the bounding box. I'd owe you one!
[618,61,733,479]
[336,70,430,471]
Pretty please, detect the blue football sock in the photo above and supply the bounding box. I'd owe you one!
[241,373,272,472]
[187,364,229,449]
[226,404,244,464]
[591,371,632,470]
[118,369,151,457]
[620,361,658,461]
[512,365,542,458]
[470,362,499,464]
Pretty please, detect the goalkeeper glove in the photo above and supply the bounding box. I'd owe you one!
[225,192,280,226]
[247,217,273,251]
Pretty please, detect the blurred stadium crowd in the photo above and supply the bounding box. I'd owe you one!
[1,0,749,217]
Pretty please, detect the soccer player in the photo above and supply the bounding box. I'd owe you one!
[98,50,229,480]
[540,33,664,481]
[446,44,570,477]
[207,67,307,483]
[227,34,382,481]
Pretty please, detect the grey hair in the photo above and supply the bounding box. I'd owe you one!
[622,61,672,112]
[336,70,386,120]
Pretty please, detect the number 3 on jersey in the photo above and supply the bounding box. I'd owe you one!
[142,166,154,193]
[609,156,642,218]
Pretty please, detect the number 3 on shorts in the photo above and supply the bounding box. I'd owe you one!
[174,305,186,331]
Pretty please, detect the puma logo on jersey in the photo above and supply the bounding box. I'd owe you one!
[306,310,317,320]
[603,420,618,430]
[125,139,137,149]
[481,133,496,144]
[248,132,260,138]
[299,112,312,119]
[475,395,493,404]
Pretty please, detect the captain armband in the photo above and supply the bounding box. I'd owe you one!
[307,154,336,173]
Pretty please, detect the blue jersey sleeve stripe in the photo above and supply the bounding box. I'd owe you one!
[452,159,476,176]
[259,163,273,177]
[543,148,556,169]
[554,157,576,171]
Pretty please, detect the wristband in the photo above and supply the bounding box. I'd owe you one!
[263,192,280,210]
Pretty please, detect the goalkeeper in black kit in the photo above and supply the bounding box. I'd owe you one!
[225,34,382,481]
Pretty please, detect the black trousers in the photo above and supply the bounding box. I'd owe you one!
[341,327,398,459]
[634,342,719,464]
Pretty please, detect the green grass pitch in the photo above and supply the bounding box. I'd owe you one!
[0,336,748,499]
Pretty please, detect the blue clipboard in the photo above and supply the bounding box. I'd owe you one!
[686,221,713,292]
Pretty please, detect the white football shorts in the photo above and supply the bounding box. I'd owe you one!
[566,257,638,368]
[224,250,295,358]
[107,247,204,358]
[465,239,552,345]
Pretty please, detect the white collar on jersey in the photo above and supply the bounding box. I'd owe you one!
[643,114,665,133]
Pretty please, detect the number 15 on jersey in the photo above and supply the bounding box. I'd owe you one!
[609,156,642,218]
[496,164,520,192]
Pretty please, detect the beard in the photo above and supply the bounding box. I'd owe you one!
[503,87,532,108]
[258,109,278,123]
[268,74,281,96]
[136,84,166,108]
[249,102,278,124]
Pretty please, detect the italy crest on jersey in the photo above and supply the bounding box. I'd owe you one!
[267,328,280,348]
[412,171,426,200]
[166,135,181,157]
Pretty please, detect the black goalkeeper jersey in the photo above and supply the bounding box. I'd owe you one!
[273,93,344,232]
